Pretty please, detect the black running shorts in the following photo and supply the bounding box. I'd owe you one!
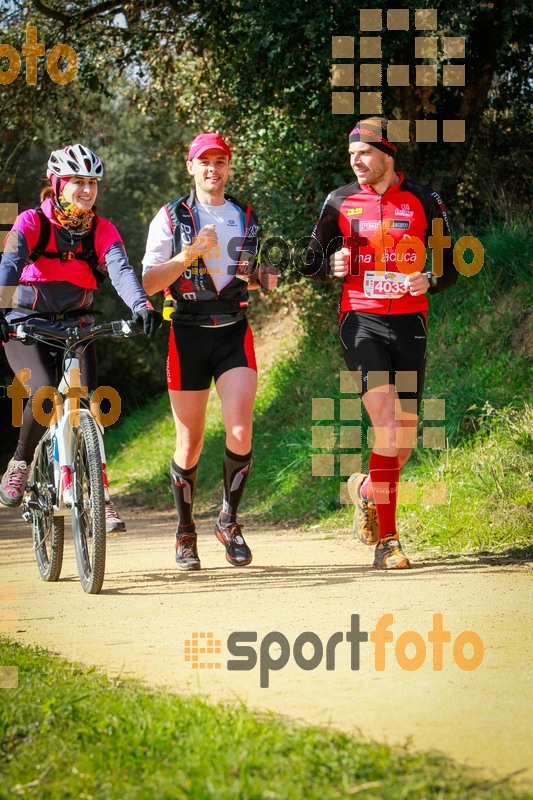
[167,318,257,391]
[338,311,427,411]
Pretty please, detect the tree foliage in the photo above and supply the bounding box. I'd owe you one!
[1,0,531,224]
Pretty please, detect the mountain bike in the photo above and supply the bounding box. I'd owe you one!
[10,319,141,594]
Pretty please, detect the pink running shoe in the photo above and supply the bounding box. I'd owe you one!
[0,459,30,507]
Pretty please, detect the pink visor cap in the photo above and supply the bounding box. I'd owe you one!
[187,133,232,161]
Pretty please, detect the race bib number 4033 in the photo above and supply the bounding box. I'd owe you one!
[363,271,408,299]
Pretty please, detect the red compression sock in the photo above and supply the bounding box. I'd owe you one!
[368,452,400,539]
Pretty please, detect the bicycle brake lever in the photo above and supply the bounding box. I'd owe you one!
[123,319,143,336]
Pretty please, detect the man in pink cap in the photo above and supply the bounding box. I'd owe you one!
[143,132,277,571]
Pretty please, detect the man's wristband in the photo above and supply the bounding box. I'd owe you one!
[426,271,438,288]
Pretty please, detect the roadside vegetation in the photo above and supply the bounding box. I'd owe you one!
[0,639,530,800]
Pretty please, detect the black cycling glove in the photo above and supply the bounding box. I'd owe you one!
[0,311,9,344]
[133,308,163,338]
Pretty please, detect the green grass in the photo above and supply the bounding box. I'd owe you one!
[397,403,532,556]
[0,639,529,799]
[105,222,532,554]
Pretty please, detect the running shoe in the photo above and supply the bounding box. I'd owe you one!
[373,534,411,570]
[215,518,252,566]
[175,530,201,571]
[105,500,126,534]
[347,472,379,545]
[0,459,30,507]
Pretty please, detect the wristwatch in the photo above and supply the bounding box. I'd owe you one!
[426,271,438,288]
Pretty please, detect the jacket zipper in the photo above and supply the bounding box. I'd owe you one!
[377,194,393,314]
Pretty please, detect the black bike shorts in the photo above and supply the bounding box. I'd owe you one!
[167,318,257,391]
[339,311,427,411]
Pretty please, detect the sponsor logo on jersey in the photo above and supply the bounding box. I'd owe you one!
[431,191,451,231]
[351,251,418,264]
[354,219,411,233]
[395,203,414,218]
[227,219,237,227]
[352,253,375,263]
[346,207,364,216]
[359,219,380,231]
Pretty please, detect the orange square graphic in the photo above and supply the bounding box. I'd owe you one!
[423,427,446,449]
[0,204,18,224]
[422,482,447,505]
[387,65,410,86]
[415,9,438,30]
[360,37,382,59]
[332,92,354,115]
[443,37,465,58]
[398,482,418,505]
[367,371,390,392]
[312,398,334,420]
[387,120,410,142]
[184,632,221,669]
[424,399,446,420]
[416,65,438,86]
[340,398,361,420]
[312,426,335,449]
[340,370,362,393]
[395,371,417,393]
[340,454,361,476]
[339,426,361,448]
[332,36,354,59]
[312,454,335,477]
[360,64,382,87]
[332,64,354,87]
[415,37,438,59]
[443,65,465,86]
[416,120,438,142]
[360,9,382,31]
[387,9,409,30]
[443,120,465,142]
[359,91,382,114]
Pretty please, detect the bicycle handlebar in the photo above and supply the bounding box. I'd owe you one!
[9,319,143,345]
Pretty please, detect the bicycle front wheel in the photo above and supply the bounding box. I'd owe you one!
[72,412,106,594]
[30,433,64,582]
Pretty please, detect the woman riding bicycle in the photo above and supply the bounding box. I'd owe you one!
[0,144,162,528]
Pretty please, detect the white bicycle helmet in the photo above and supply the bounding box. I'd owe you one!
[47,144,104,180]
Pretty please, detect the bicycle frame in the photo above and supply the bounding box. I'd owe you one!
[48,349,107,516]
[17,322,132,515]
[13,319,140,592]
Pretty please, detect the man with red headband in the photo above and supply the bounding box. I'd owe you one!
[142,133,277,571]
[306,117,457,569]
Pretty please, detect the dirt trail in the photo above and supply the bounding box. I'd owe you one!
[1,505,532,791]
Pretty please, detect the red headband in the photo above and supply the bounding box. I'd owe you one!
[349,125,397,157]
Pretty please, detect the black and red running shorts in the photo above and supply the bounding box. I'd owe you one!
[339,311,427,411]
[167,318,257,391]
